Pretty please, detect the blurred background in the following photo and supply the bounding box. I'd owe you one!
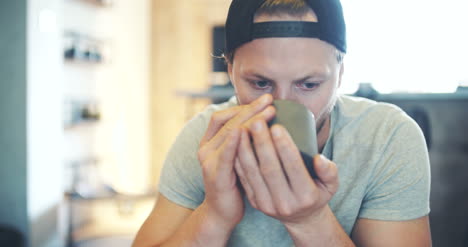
[0,0,467,246]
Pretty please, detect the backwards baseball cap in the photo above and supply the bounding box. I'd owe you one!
[225,0,346,57]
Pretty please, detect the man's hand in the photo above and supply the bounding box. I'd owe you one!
[235,120,339,229]
[197,94,275,232]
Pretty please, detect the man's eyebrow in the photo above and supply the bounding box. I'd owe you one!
[293,76,314,83]
[292,74,326,83]
[245,73,275,82]
[244,71,328,82]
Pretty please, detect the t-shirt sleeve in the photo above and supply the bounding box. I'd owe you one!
[158,113,209,210]
[359,115,431,221]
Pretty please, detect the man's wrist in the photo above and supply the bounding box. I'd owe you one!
[283,206,354,247]
[197,202,238,240]
[283,205,328,234]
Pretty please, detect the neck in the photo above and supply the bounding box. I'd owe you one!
[317,116,331,153]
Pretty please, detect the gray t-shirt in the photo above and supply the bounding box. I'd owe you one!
[159,95,431,246]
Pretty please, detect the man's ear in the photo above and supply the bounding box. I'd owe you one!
[227,61,233,82]
[338,62,344,88]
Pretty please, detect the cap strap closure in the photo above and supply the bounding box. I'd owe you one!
[252,21,321,39]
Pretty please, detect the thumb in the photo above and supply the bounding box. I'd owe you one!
[313,155,339,194]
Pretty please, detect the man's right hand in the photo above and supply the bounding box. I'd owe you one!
[132,94,275,247]
[197,94,275,231]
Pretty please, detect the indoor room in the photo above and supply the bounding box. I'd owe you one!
[1,0,467,246]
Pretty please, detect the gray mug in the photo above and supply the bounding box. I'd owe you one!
[268,100,319,178]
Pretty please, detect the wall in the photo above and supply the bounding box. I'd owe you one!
[0,0,29,239]
[1,0,152,246]
[27,0,64,246]
[61,0,152,242]
[62,0,151,196]
[150,0,231,185]
[94,0,151,194]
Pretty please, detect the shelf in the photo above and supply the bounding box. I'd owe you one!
[63,100,101,129]
[63,31,108,65]
[65,191,157,202]
[176,84,235,104]
[73,0,114,7]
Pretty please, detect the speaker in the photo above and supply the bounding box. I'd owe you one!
[0,225,24,247]
[366,91,468,247]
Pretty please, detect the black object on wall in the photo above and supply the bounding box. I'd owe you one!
[355,84,468,247]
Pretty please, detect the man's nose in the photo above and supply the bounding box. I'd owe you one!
[272,87,295,101]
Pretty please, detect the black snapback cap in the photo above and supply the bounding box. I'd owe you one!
[225,0,346,56]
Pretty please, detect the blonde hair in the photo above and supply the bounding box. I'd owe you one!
[256,0,310,18]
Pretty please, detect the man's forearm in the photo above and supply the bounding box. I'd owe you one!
[285,206,355,247]
[159,203,235,247]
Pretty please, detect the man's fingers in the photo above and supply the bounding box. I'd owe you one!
[214,103,274,149]
[206,94,272,141]
[216,128,242,180]
[313,155,339,195]
[200,101,275,163]
[270,124,313,192]
[237,128,274,212]
[198,106,247,162]
[240,105,276,129]
[249,120,291,207]
[200,106,243,148]
[234,158,256,208]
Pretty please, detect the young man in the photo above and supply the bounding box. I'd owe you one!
[133,0,431,246]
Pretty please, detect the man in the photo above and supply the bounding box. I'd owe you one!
[133,0,431,246]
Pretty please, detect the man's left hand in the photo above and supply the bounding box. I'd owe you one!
[235,119,339,229]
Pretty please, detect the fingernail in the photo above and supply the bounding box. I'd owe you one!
[261,94,271,104]
[318,155,329,169]
[252,121,263,132]
[262,106,274,116]
[271,125,282,137]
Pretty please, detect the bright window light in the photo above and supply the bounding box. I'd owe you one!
[340,0,468,94]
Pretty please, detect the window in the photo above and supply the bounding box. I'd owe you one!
[340,0,468,94]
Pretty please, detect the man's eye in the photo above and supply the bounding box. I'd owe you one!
[253,80,271,89]
[297,82,319,90]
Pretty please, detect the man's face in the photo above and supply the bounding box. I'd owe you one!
[227,28,344,132]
